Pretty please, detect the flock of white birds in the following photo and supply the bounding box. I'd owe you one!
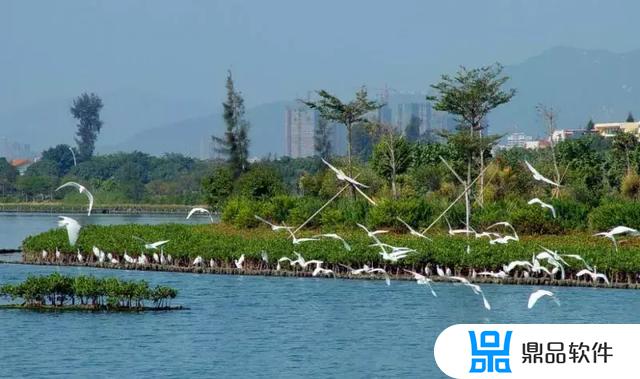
[46,158,639,311]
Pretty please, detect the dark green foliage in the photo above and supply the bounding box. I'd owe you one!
[428,64,516,130]
[302,87,381,175]
[40,144,77,176]
[0,157,18,192]
[0,272,177,309]
[371,134,414,197]
[235,164,285,200]
[213,71,249,176]
[585,118,595,131]
[71,93,103,161]
[626,112,635,122]
[22,223,640,275]
[114,161,146,201]
[367,198,435,229]
[589,200,640,230]
[201,165,235,210]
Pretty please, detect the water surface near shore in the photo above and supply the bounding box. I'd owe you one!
[0,212,213,250]
[0,264,638,378]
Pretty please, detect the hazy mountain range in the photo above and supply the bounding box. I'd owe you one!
[2,46,640,158]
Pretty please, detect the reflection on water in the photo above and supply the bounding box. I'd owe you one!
[0,212,214,249]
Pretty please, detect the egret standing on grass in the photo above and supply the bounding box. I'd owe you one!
[187,207,214,223]
[56,181,95,216]
[58,216,81,246]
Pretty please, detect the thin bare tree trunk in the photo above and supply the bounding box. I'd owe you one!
[466,158,471,230]
[389,136,397,198]
[478,127,485,207]
[346,122,355,199]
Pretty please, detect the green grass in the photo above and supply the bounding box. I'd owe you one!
[21,223,640,276]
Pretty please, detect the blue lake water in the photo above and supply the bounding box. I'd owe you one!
[0,212,213,249]
[0,264,639,378]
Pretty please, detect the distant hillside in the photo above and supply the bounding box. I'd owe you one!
[3,46,640,156]
[106,101,293,158]
[493,46,640,137]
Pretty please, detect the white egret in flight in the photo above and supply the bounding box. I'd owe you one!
[593,226,640,252]
[528,198,556,218]
[313,233,351,251]
[404,270,437,297]
[528,289,560,309]
[321,158,376,205]
[187,207,214,222]
[397,217,432,240]
[254,215,293,232]
[576,267,610,286]
[524,160,561,187]
[56,181,94,215]
[234,254,245,269]
[58,216,81,246]
[133,236,170,250]
[312,266,335,277]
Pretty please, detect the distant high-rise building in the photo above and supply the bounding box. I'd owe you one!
[285,107,319,158]
[0,137,34,160]
[377,104,392,125]
[394,102,430,134]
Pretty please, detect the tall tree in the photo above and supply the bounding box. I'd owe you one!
[313,116,332,158]
[371,124,413,198]
[627,112,635,122]
[585,118,595,131]
[404,115,421,142]
[213,71,250,176]
[537,104,563,198]
[302,87,381,176]
[71,93,103,161]
[428,64,515,221]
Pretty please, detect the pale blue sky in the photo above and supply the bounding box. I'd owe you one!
[2,0,640,114]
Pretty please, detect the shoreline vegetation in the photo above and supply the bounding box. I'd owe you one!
[7,260,633,290]
[0,272,181,312]
[0,203,207,215]
[21,223,640,289]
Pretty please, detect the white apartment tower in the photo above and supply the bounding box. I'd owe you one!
[285,107,318,158]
